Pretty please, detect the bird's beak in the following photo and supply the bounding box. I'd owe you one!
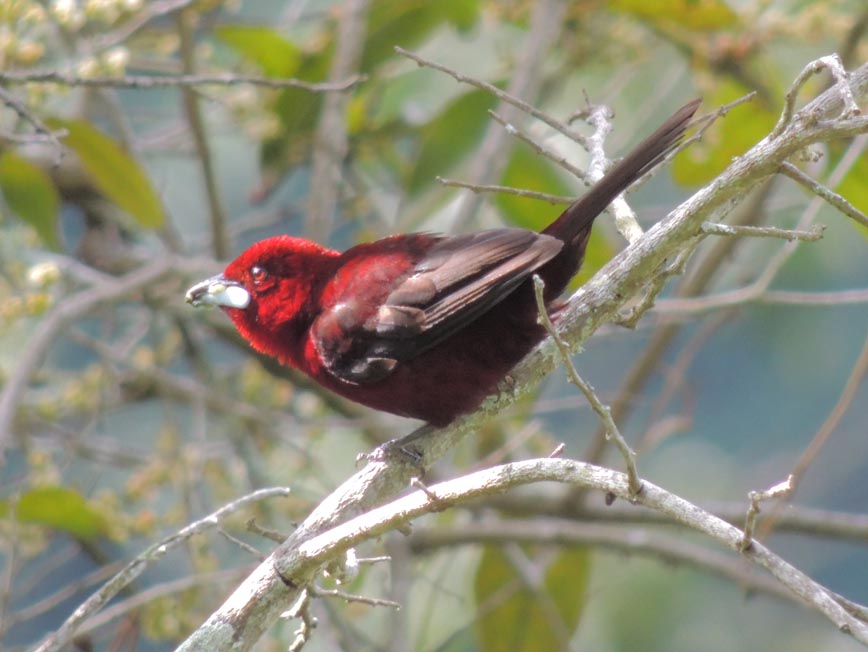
[185,275,250,309]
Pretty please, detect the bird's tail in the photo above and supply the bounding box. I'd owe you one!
[543,98,701,246]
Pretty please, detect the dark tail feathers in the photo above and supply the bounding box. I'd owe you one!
[543,98,701,245]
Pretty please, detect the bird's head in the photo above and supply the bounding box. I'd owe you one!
[186,235,339,359]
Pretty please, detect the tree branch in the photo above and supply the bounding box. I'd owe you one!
[176,8,229,259]
[177,459,868,650]
[0,70,364,92]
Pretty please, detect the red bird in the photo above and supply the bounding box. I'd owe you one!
[187,100,699,427]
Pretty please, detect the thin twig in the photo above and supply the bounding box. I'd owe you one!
[488,108,587,180]
[656,286,868,314]
[0,86,66,158]
[436,176,573,204]
[218,528,266,561]
[0,70,364,92]
[779,161,868,230]
[701,221,825,241]
[533,275,641,496]
[761,288,868,305]
[311,585,401,609]
[685,92,752,134]
[287,588,317,652]
[741,476,794,552]
[634,92,756,189]
[733,134,867,290]
[176,9,228,259]
[247,518,289,543]
[818,114,868,133]
[356,555,391,565]
[771,54,860,139]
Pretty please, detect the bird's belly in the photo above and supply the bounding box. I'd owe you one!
[313,301,546,426]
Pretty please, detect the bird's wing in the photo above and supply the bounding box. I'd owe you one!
[312,229,563,384]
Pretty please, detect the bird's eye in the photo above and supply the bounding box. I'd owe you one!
[250,266,268,284]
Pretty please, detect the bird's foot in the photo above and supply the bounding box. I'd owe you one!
[360,425,433,472]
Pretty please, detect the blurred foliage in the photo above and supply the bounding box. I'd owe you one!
[671,78,779,184]
[0,486,107,540]
[831,147,868,228]
[214,25,304,77]
[1,0,867,651]
[0,150,60,250]
[475,545,590,651]
[611,0,740,31]
[407,88,499,195]
[46,118,167,229]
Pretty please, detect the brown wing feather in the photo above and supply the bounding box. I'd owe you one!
[379,229,562,336]
[313,229,562,383]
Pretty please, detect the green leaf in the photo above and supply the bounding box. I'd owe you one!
[0,486,107,540]
[439,0,481,31]
[407,88,497,195]
[474,545,590,652]
[215,25,302,78]
[545,547,591,632]
[49,118,166,229]
[0,150,60,249]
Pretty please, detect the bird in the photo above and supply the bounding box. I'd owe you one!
[186,99,700,427]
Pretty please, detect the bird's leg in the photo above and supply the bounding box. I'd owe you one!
[360,424,435,471]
